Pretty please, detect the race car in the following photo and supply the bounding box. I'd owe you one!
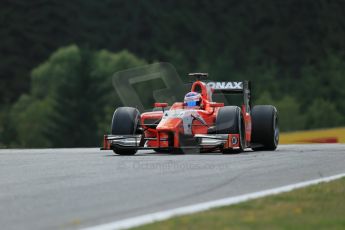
[101,73,279,155]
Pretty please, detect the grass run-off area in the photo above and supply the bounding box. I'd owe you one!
[133,177,345,230]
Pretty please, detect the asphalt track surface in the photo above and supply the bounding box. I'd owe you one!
[1,144,344,230]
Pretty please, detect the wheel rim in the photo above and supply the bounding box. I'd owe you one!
[273,115,279,146]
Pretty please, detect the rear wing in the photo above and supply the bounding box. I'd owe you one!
[207,80,252,112]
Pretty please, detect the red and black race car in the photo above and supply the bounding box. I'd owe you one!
[101,73,279,155]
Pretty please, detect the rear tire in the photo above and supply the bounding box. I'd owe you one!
[251,105,279,151]
[111,107,141,155]
[215,106,244,154]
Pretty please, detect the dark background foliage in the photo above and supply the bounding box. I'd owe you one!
[1,0,344,147]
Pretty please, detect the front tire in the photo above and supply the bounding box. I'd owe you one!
[215,106,244,154]
[251,105,279,151]
[111,107,141,155]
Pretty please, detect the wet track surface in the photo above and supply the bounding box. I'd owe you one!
[0,144,345,229]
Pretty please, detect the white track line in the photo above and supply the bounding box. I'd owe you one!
[82,172,345,230]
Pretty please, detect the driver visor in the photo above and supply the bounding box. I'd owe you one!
[186,101,197,106]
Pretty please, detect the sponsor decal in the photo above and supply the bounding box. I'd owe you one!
[231,136,238,145]
[207,82,243,90]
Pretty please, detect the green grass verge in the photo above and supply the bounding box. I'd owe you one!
[133,178,345,230]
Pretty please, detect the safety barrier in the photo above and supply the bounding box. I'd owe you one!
[280,127,345,144]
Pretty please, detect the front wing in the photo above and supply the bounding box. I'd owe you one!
[101,134,240,151]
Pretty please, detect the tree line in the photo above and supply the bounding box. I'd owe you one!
[0,44,344,147]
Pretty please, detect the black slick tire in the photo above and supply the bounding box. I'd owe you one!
[215,106,244,154]
[251,105,279,151]
[111,107,140,155]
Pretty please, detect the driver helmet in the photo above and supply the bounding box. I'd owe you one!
[184,92,201,107]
